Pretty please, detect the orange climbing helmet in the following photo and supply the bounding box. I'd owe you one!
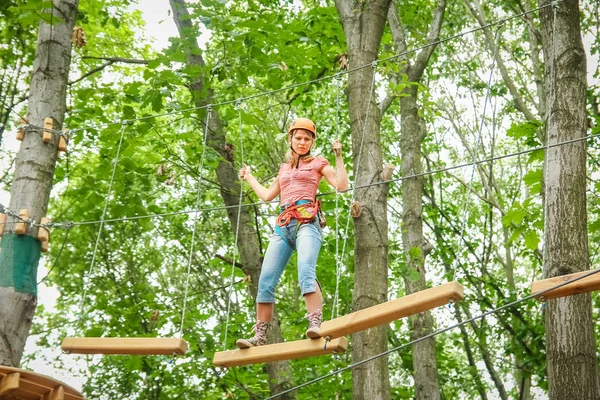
[288,118,316,139]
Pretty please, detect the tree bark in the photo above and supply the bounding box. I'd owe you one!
[539,0,598,398]
[334,0,391,398]
[400,87,441,400]
[168,1,294,397]
[0,0,78,367]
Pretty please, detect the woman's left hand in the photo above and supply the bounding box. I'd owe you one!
[332,139,342,157]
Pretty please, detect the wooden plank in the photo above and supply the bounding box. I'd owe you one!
[58,129,69,152]
[6,391,39,400]
[43,117,53,143]
[41,239,49,253]
[10,376,54,396]
[16,118,26,141]
[38,217,50,242]
[61,337,188,355]
[213,337,348,368]
[0,372,19,396]
[63,389,85,400]
[15,209,29,235]
[0,366,84,400]
[9,386,40,400]
[44,385,65,400]
[320,281,464,339]
[531,270,600,300]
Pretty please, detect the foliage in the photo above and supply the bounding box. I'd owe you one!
[3,0,596,398]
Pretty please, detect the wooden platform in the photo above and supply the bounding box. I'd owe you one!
[61,337,188,356]
[213,337,348,368]
[320,281,465,339]
[0,366,85,400]
[531,270,600,300]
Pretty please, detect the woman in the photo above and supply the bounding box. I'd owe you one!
[236,117,349,348]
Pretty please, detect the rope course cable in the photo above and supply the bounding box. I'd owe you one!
[451,27,501,281]
[37,226,72,285]
[74,121,128,333]
[18,132,596,231]
[2,3,559,138]
[331,74,345,321]
[264,266,600,399]
[178,106,212,338]
[0,1,582,391]
[0,5,566,236]
[332,61,378,323]
[222,101,246,349]
[17,278,247,339]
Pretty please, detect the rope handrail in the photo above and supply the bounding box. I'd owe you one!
[4,131,594,230]
[4,3,556,137]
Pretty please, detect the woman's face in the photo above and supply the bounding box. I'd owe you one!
[290,129,314,155]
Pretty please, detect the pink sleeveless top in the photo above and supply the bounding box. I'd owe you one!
[278,156,329,205]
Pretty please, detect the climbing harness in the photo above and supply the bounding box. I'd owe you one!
[277,200,323,228]
[179,106,212,337]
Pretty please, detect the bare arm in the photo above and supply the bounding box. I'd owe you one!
[321,140,349,191]
[239,165,281,201]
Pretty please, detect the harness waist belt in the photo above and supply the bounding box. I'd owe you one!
[277,200,321,227]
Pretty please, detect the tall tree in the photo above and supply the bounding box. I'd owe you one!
[0,0,78,367]
[335,0,392,397]
[539,0,598,398]
[440,2,549,397]
[168,1,295,397]
[386,0,446,398]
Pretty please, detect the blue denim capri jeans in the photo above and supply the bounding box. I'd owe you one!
[256,218,323,303]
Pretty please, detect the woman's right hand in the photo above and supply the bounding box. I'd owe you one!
[239,164,252,181]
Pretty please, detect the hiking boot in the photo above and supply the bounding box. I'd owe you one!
[305,308,322,339]
[236,321,270,349]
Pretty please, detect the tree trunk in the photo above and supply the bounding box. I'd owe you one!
[387,1,446,397]
[334,1,391,398]
[0,0,78,367]
[168,1,294,397]
[539,0,598,398]
[400,88,441,400]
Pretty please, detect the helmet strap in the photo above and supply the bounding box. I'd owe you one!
[290,145,311,156]
[290,145,311,168]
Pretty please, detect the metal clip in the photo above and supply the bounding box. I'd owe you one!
[323,335,331,351]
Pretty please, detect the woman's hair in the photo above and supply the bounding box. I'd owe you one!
[286,129,315,167]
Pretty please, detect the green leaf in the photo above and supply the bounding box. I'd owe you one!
[85,327,104,337]
[502,206,525,227]
[507,120,543,146]
[523,229,540,250]
[523,168,542,194]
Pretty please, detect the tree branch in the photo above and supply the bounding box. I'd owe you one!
[67,57,152,86]
[69,61,115,85]
[215,253,244,269]
[462,0,536,121]
[411,0,447,80]
[387,0,407,62]
[284,67,327,105]
[81,56,152,64]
